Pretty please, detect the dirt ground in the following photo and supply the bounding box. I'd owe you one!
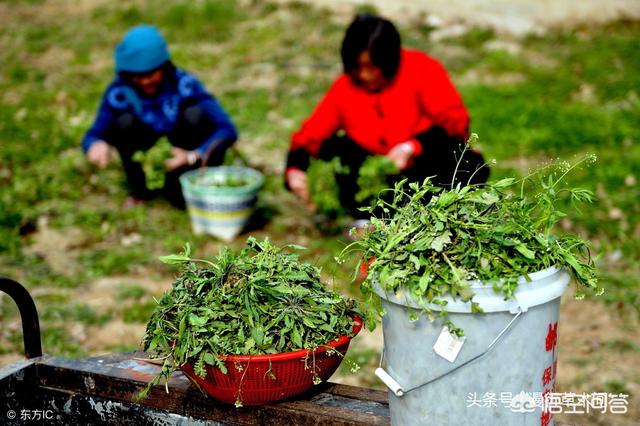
[278,0,640,35]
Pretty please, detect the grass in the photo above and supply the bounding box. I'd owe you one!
[0,0,638,404]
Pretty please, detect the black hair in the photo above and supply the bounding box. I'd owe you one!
[340,14,402,79]
[118,60,176,84]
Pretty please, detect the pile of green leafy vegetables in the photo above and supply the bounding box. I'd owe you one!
[140,237,364,398]
[341,154,601,334]
[355,156,398,204]
[307,157,348,217]
[132,138,173,190]
[307,156,399,217]
[187,173,256,188]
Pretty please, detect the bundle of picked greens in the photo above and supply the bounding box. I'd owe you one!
[307,156,400,217]
[132,138,173,190]
[307,157,349,217]
[355,156,399,204]
[341,154,601,334]
[140,237,364,398]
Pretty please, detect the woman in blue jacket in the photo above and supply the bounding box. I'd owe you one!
[82,25,237,208]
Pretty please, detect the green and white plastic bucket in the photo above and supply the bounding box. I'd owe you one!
[374,266,570,426]
[179,166,264,242]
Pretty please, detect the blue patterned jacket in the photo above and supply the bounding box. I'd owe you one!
[81,68,237,157]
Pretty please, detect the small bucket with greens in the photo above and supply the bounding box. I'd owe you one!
[179,166,264,241]
[141,237,365,407]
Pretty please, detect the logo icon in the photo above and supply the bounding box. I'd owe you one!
[510,391,538,413]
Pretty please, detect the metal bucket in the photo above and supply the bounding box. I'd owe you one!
[374,267,570,426]
[179,166,263,242]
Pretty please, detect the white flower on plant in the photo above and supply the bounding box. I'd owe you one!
[559,161,571,173]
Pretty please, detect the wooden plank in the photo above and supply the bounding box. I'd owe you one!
[35,359,263,425]
[0,359,39,423]
[267,398,389,425]
[1,354,578,426]
[80,351,144,364]
[322,382,389,404]
[31,355,389,425]
[18,386,234,426]
[310,393,389,419]
[0,358,35,381]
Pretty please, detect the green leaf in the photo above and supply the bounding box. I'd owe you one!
[458,286,474,302]
[285,244,308,251]
[492,178,516,188]
[515,243,536,260]
[203,352,216,366]
[418,273,431,293]
[178,315,186,341]
[158,254,192,265]
[290,327,303,348]
[251,327,265,346]
[188,314,207,327]
[430,230,452,252]
[243,338,256,352]
[302,316,317,329]
[272,284,293,295]
[409,254,421,271]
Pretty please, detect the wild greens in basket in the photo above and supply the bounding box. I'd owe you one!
[186,173,257,188]
[139,237,365,398]
[341,154,601,334]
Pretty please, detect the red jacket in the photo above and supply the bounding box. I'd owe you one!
[290,49,469,159]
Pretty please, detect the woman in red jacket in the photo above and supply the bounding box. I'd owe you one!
[285,14,489,216]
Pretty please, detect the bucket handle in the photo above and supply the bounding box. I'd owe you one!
[199,140,251,171]
[375,308,525,397]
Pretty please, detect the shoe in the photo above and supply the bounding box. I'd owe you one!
[123,195,145,209]
[344,219,372,241]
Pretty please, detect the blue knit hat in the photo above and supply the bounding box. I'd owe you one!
[114,25,170,73]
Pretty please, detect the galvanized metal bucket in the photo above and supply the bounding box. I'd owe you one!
[374,267,570,426]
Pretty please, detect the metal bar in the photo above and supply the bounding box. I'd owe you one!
[0,277,42,358]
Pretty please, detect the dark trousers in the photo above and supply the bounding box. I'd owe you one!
[103,105,229,209]
[288,127,490,218]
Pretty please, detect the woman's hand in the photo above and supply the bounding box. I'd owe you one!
[286,168,315,211]
[166,147,198,171]
[386,142,415,171]
[87,140,112,168]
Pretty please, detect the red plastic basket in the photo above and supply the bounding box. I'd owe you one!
[180,316,363,405]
